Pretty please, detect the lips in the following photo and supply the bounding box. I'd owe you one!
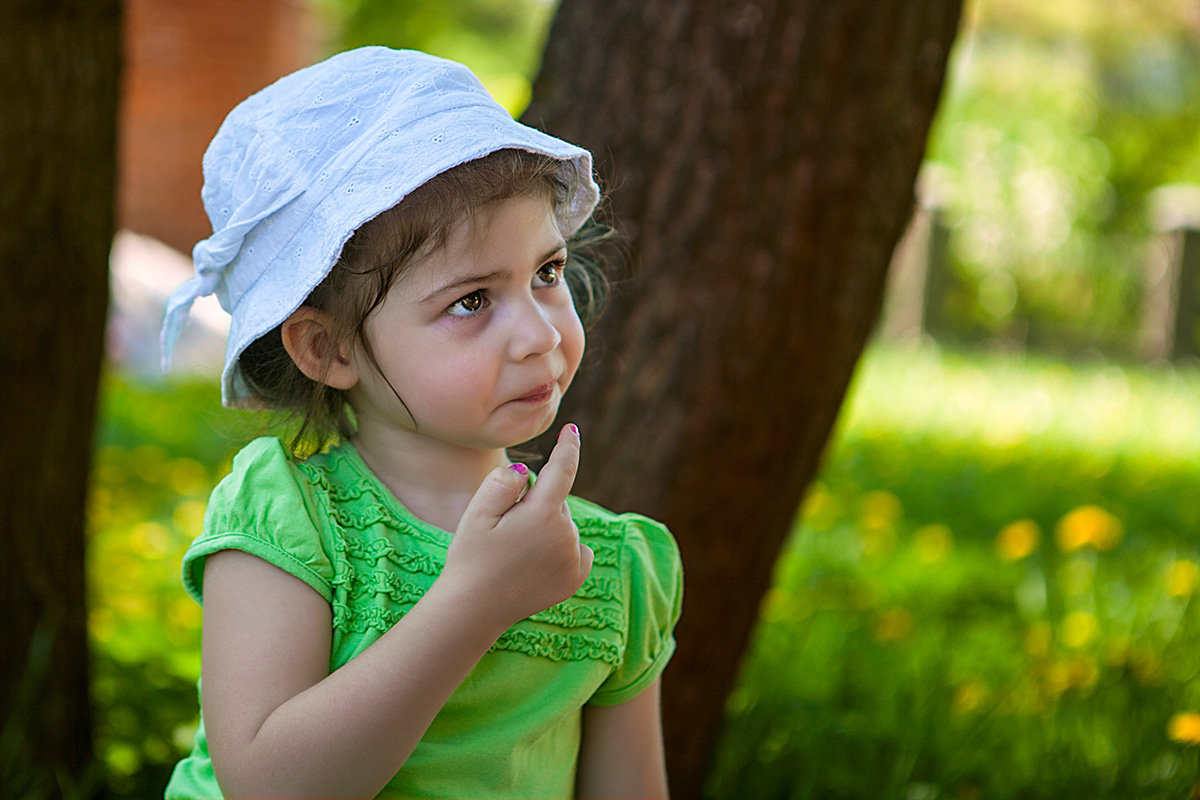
[512,382,556,404]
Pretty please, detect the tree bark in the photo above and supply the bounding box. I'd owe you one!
[0,1,121,795]
[524,2,962,796]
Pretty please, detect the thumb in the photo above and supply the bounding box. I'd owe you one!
[576,542,595,585]
[458,464,530,533]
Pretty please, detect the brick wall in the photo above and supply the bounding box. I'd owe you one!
[118,0,319,253]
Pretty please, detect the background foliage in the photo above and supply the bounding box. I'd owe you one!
[924,0,1200,356]
[707,343,1200,798]
[309,0,554,111]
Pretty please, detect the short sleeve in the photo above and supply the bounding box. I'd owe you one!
[589,516,683,706]
[181,437,335,605]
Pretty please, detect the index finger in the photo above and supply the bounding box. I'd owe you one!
[529,423,580,505]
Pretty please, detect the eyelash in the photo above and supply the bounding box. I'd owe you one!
[445,258,568,318]
[537,258,567,286]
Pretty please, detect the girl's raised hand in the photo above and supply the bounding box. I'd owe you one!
[443,424,594,627]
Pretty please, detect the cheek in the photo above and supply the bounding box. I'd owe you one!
[560,310,586,377]
[418,350,497,400]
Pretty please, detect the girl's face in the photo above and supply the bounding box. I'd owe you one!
[347,192,585,451]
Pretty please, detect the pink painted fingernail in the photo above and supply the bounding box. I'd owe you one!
[568,423,579,437]
[508,463,528,475]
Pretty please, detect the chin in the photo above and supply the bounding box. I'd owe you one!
[507,409,560,448]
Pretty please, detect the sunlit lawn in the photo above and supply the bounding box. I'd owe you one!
[709,342,1200,799]
[88,341,1200,798]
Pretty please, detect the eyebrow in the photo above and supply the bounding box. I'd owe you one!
[421,242,567,303]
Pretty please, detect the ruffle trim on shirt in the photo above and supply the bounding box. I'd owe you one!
[297,445,632,667]
[494,626,621,665]
[342,535,443,576]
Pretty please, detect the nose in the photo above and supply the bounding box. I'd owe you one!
[508,296,562,361]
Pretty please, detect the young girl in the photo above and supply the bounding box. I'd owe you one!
[159,47,682,799]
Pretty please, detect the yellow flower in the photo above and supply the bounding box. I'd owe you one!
[167,598,201,633]
[953,681,989,716]
[859,491,902,557]
[914,524,953,563]
[1167,560,1200,598]
[173,499,207,537]
[1024,621,1052,658]
[1055,505,1123,552]
[169,457,210,496]
[130,521,170,560]
[1044,661,1072,698]
[1062,611,1098,649]
[861,490,903,530]
[996,519,1040,560]
[1168,712,1200,745]
[872,606,914,642]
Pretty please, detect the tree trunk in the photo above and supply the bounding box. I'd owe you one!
[524,2,962,796]
[0,1,121,795]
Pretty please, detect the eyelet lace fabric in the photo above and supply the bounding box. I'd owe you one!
[159,47,599,409]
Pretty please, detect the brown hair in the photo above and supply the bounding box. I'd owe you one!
[238,149,610,456]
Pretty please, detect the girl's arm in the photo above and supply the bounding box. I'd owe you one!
[202,426,592,798]
[575,679,670,799]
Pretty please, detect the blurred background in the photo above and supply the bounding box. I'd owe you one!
[96,0,1200,797]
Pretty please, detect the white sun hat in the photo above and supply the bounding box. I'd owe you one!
[161,46,599,407]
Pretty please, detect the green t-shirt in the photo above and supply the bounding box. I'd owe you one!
[164,437,683,799]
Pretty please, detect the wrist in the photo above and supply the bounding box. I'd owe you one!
[423,571,514,643]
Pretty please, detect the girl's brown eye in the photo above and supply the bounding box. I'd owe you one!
[536,259,566,286]
[448,290,486,317]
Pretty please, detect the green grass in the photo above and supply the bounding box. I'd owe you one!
[87,344,1200,797]
[707,342,1200,799]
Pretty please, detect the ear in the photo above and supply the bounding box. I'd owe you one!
[280,307,358,390]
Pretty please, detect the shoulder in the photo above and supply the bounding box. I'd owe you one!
[213,436,308,497]
[201,437,325,528]
[209,437,360,512]
[567,495,682,601]
[184,437,335,603]
[568,496,684,706]
[568,495,676,549]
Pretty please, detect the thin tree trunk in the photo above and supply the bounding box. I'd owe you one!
[0,1,121,795]
[525,2,962,795]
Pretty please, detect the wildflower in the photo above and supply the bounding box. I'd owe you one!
[167,598,201,633]
[873,606,914,642]
[173,499,207,536]
[1045,661,1072,698]
[169,457,210,496]
[1168,712,1200,746]
[1024,621,1052,658]
[1062,611,1097,648]
[861,490,902,528]
[914,524,953,563]
[860,491,902,557]
[130,521,171,560]
[1167,559,1200,598]
[1055,505,1123,552]
[953,681,989,715]
[996,519,1040,560]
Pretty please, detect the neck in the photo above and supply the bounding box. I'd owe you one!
[348,420,510,534]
